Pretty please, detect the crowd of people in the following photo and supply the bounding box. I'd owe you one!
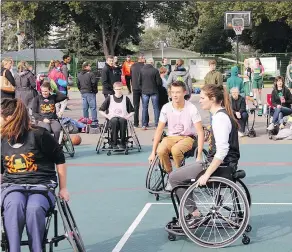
[1,53,292,251]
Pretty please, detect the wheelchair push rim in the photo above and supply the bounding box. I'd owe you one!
[146,155,169,193]
[60,125,75,157]
[56,198,86,252]
[179,177,250,248]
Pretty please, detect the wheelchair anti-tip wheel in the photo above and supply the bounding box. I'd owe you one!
[56,198,86,252]
[179,176,250,248]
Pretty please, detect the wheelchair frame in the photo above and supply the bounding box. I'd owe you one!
[146,145,209,201]
[165,169,252,248]
[1,186,85,252]
[59,121,75,157]
[246,108,257,138]
[96,119,141,156]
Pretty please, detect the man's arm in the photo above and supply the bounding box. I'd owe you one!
[217,72,223,86]
[151,121,166,154]
[99,97,111,119]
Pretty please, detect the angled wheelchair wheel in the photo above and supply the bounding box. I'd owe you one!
[128,122,142,151]
[146,155,168,193]
[179,177,250,248]
[56,198,86,252]
[61,125,75,157]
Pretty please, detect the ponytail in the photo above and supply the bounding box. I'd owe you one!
[202,84,239,128]
[1,99,32,142]
[222,86,239,128]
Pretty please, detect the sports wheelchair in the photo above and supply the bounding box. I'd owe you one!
[165,164,252,248]
[96,119,141,156]
[146,131,209,201]
[1,185,86,252]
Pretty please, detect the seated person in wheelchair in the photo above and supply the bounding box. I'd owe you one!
[230,87,248,137]
[99,82,134,149]
[31,81,67,142]
[168,84,240,226]
[267,76,292,130]
[1,98,69,252]
[148,81,205,175]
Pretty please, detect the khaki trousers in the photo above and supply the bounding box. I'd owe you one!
[157,136,194,173]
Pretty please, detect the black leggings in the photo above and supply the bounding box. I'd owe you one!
[110,117,127,145]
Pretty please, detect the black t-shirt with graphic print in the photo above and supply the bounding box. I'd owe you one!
[1,126,65,184]
[32,92,67,121]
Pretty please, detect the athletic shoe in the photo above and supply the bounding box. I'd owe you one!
[142,126,147,130]
[238,131,244,137]
[279,123,285,129]
[187,213,203,228]
[267,123,275,131]
[165,181,172,192]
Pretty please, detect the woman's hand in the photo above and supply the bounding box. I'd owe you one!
[277,105,281,109]
[59,188,70,201]
[148,152,156,164]
[197,173,211,186]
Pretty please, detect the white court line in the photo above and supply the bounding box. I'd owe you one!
[112,203,152,252]
[112,202,292,252]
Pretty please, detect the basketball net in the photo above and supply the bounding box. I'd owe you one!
[233,26,244,36]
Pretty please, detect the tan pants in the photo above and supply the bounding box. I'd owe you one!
[157,136,194,173]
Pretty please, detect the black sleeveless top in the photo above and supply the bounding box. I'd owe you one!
[207,109,240,166]
[1,126,65,184]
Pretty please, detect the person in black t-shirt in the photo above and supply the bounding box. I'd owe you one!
[99,82,134,149]
[168,84,240,227]
[31,81,67,142]
[1,98,69,252]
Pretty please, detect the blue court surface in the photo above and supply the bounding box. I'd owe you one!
[22,144,292,252]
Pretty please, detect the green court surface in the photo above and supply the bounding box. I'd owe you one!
[23,144,292,252]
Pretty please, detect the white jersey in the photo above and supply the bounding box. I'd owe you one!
[108,95,128,118]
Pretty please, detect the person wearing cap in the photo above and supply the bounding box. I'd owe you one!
[77,62,98,122]
[122,55,134,94]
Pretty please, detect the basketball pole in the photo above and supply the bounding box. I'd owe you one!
[236,35,239,65]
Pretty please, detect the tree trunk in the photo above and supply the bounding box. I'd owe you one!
[101,22,109,57]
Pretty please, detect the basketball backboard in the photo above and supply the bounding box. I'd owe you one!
[224,11,252,30]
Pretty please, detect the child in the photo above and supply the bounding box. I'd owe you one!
[31,81,67,142]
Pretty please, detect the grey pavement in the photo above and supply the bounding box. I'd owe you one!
[63,87,291,146]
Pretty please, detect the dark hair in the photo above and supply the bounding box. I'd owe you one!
[106,55,114,60]
[255,57,262,65]
[1,99,32,142]
[201,84,238,128]
[41,81,51,90]
[274,76,285,90]
[63,55,70,61]
[170,81,186,91]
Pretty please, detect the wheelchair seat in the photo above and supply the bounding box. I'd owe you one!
[1,185,86,251]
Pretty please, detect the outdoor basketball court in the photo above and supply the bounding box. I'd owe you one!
[21,143,291,252]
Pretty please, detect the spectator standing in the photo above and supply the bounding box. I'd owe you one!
[113,56,122,83]
[204,60,223,87]
[101,55,115,98]
[77,62,98,122]
[162,57,171,79]
[1,58,15,99]
[122,55,134,94]
[139,58,162,129]
[130,54,145,127]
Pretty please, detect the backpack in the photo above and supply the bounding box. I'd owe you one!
[175,73,191,94]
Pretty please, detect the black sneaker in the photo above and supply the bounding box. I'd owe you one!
[118,143,126,149]
[187,214,203,228]
[112,145,119,149]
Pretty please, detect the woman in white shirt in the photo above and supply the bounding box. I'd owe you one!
[169,84,240,227]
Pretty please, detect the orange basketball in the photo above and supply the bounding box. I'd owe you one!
[71,135,82,145]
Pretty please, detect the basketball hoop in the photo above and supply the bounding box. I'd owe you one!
[233,26,244,35]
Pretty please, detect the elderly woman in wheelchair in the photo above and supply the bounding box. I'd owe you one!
[0,99,75,252]
[165,84,251,248]
[146,81,205,198]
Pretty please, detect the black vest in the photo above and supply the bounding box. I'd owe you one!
[1,128,57,184]
[207,109,240,166]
